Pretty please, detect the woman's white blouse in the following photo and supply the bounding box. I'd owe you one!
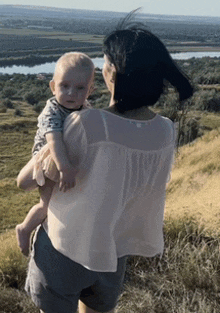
[44,109,176,272]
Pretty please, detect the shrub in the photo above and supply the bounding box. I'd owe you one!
[94,70,105,86]
[2,98,14,109]
[1,87,17,99]
[194,73,220,84]
[206,97,220,112]
[33,101,45,113]
[24,92,38,105]
[193,90,220,112]
[0,104,7,113]
[156,92,202,145]
[93,94,110,109]
[178,117,202,146]
[14,108,23,116]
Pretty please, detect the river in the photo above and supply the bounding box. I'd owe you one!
[1,52,220,75]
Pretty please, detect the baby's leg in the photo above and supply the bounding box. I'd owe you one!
[17,156,38,191]
[16,179,55,256]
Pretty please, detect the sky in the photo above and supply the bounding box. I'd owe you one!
[0,0,219,17]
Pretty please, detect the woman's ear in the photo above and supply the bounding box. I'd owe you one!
[49,80,55,95]
[110,70,116,83]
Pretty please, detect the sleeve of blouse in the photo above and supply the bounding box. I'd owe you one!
[62,111,88,168]
[166,121,177,183]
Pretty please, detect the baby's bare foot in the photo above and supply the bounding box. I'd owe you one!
[15,224,31,256]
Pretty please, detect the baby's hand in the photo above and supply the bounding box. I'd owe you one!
[59,167,77,192]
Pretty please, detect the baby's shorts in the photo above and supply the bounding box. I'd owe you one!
[25,226,127,313]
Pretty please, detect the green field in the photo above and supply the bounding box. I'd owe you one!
[1,9,220,310]
[1,25,220,67]
[0,60,220,312]
[1,103,220,312]
[0,28,104,44]
[0,28,103,67]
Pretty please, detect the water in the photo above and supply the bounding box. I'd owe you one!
[171,51,220,60]
[1,52,220,75]
[0,58,104,75]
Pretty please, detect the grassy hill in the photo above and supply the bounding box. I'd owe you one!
[0,96,220,311]
[166,127,220,236]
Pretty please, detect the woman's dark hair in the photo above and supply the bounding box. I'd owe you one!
[103,11,193,113]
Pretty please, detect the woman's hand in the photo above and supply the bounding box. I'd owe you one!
[59,167,77,192]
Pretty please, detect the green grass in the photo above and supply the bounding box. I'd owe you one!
[0,28,71,36]
[0,180,39,233]
[1,80,220,311]
[0,28,104,44]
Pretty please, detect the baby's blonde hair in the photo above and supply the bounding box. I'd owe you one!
[53,52,95,80]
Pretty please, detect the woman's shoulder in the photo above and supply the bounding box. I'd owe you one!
[156,114,174,126]
[64,108,100,131]
[157,115,176,139]
[68,108,102,121]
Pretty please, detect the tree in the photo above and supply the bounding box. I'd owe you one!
[2,98,14,109]
[24,92,38,105]
[1,87,17,99]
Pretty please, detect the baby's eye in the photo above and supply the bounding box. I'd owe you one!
[61,83,69,88]
[77,86,85,90]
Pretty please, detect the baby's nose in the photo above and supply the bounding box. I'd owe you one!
[68,87,76,95]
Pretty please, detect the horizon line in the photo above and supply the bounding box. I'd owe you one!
[0,4,220,19]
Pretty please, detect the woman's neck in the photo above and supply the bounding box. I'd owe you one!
[104,104,156,121]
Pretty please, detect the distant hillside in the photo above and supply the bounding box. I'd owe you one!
[0,5,125,20]
[1,5,220,24]
[1,5,220,43]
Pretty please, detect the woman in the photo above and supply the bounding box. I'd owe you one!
[20,14,193,313]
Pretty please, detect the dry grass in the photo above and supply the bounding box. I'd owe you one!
[165,127,220,236]
[199,84,220,91]
[0,102,220,311]
[0,230,28,288]
[117,215,220,312]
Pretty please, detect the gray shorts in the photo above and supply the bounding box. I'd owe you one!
[25,226,127,313]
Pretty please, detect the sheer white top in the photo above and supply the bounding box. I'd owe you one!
[44,108,175,272]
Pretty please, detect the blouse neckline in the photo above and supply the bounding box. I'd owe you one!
[100,108,159,124]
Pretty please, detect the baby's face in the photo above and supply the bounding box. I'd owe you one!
[50,65,93,110]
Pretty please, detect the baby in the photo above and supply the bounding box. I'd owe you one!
[16,52,95,256]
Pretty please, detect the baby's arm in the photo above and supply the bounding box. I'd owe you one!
[45,131,78,192]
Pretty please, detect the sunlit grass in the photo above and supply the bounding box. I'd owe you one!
[0,230,28,288]
[0,179,39,233]
[1,216,220,312]
[1,97,220,311]
[118,216,220,313]
[165,127,220,236]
